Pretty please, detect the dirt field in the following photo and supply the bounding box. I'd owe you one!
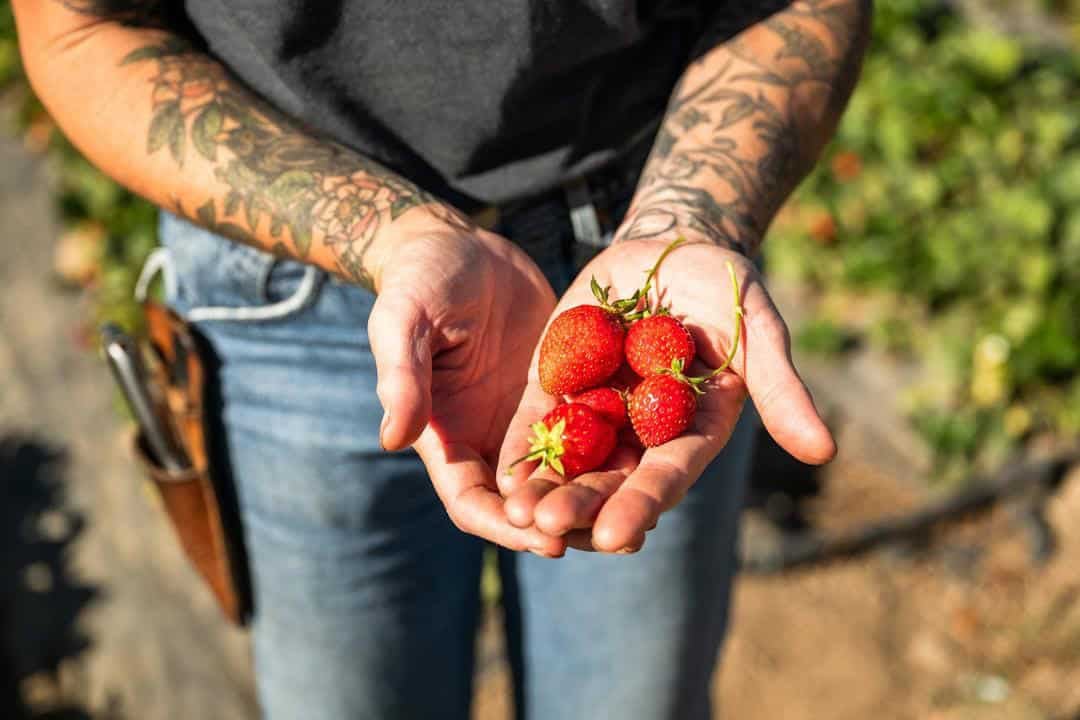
[717,461,1080,720]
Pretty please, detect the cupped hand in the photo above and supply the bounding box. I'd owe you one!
[497,237,836,553]
[367,210,566,556]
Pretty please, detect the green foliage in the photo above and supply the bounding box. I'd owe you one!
[770,0,1080,478]
[0,3,18,89]
[795,318,858,357]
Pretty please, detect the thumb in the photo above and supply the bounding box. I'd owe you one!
[367,291,433,451]
[740,289,836,466]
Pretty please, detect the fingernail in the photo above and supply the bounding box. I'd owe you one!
[617,546,640,554]
[530,546,558,559]
[378,410,390,450]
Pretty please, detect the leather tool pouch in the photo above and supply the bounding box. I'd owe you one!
[133,300,251,626]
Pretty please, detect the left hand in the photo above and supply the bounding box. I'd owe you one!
[496,234,836,553]
[368,211,565,556]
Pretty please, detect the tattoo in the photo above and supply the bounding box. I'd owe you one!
[117,39,453,290]
[616,0,871,254]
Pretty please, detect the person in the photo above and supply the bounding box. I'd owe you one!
[14,1,871,717]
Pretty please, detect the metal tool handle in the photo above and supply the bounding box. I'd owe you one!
[100,324,190,473]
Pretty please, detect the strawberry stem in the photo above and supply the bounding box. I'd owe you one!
[709,260,744,377]
[589,237,688,321]
[639,236,686,315]
[658,260,744,393]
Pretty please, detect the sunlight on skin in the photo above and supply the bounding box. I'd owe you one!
[497,239,835,553]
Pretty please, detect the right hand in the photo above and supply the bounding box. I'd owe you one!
[366,208,567,556]
[496,236,836,554]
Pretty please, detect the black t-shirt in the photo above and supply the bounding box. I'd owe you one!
[183,1,731,207]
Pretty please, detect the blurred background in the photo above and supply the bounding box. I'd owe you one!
[0,0,1078,718]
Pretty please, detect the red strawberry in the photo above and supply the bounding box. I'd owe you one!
[625,314,696,377]
[567,386,628,429]
[628,374,698,447]
[513,403,617,478]
[537,238,691,396]
[626,257,747,448]
[539,305,625,396]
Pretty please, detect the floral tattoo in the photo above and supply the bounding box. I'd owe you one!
[57,0,477,290]
[118,37,458,289]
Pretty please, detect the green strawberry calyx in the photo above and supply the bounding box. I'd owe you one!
[506,418,567,476]
[589,237,688,322]
[659,357,710,396]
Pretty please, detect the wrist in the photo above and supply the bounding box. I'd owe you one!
[613,203,753,256]
[361,201,477,292]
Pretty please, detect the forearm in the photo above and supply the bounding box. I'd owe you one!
[617,0,872,254]
[15,2,459,291]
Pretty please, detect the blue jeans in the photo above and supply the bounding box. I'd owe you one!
[157,199,755,720]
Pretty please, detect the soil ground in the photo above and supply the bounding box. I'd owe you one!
[2,124,1078,720]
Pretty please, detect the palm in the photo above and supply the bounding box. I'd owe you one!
[423,241,553,463]
[370,228,567,554]
[497,239,836,553]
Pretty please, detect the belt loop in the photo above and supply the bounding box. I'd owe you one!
[135,247,179,304]
[563,177,607,248]
[186,265,323,323]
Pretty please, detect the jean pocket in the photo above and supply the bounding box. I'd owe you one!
[158,212,324,323]
[264,258,312,302]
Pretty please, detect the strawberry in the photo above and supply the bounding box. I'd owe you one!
[567,386,628,429]
[539,305,625,396]
[625,314,696,377]
[537,238,689,396]
[617,255,751,446]
[512,403,617,478]
[628,373,698,447]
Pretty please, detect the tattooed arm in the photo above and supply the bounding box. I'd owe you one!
[14,0,461,292]
[499,1,870,553]
[616,0,873,254]
[14,0,567,555]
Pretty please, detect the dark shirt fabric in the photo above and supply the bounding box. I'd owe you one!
[183,1,727,207]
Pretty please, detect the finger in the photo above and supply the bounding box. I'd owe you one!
[739,282,837,465]
[496,380,559,496]
[590,381,745,552]
[503,442,580,528]
[590,454,690,552]
[367,291,434,451]
[414,426,566,557]
[504,475,562,528]
[506,437,639,531]
[529,445,639,536]
[504,436,584,527]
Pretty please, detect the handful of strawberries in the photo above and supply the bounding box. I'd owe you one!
[510,239,745,479]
